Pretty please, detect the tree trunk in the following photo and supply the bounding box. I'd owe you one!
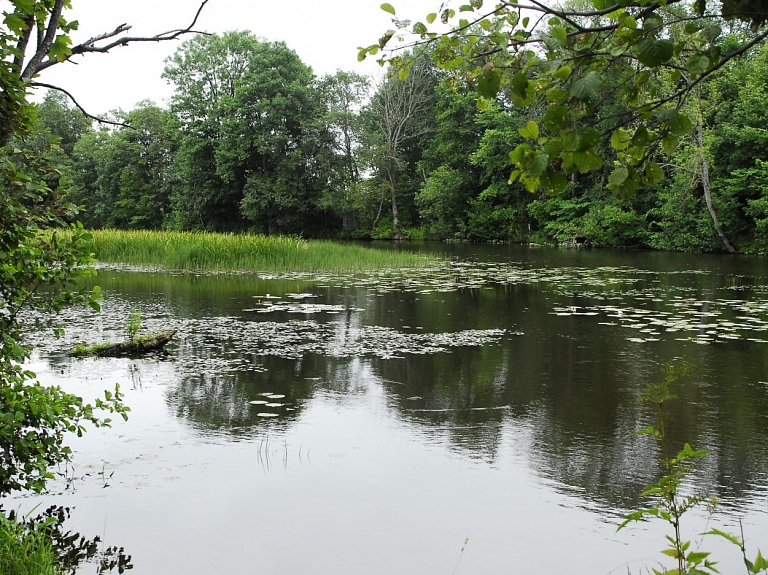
[386,155,401,240]
[696,124,735,253]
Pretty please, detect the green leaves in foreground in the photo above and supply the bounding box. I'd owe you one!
[618,364,765,575]
[369,0,747,198]
[0,146,129,496]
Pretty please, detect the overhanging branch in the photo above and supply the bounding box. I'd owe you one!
[30,82,129,130]
[32,0,210,76]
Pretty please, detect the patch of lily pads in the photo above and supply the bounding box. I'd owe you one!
[26,259,768,376]
[548,298,768,344]
[171,317,509,378]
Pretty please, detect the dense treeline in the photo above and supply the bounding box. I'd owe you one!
[26,29,768,252]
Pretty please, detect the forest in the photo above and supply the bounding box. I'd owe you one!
[22,20,768,253]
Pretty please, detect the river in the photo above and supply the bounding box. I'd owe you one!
[12,244,768,574]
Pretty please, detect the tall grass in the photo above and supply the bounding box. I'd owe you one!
[84,230,435,272]
[0,514,63,575]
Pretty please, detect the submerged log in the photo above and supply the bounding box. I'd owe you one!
[70,330,177,358]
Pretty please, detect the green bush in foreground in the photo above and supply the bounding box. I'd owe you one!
[0,514,62,575]
[622,364,768,575]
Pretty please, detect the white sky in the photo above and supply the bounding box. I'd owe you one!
[30,0,444,115]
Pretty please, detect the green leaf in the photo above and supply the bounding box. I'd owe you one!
[643,14,664,31]
[662,548,681,558]
[752,550,768,571]
[543,106,569,131]
[657,109,692,137]
[643,162,664,185]
[569,71,603,100]
[702,528,742,547]
[519,172,540,193]
[686,54,710,76]
[4,13,28,34]
[700,24,722,42]
[510,71,534,106]
[477,69,502,98]
[49,35,73,62]
[509,143,532,167]
[636,39,674,67]
[542,137,564,158]
[686,551,710,564]
[571,150,603,174]
[610,129,632,151]
[550,26,567,47]
[459,4,474,12]
[426,12,437,24]
[661,134,679,155]
[413,22,427,35]
[540,169,568,193]
[530,152,548,176]
[608,167,630,187]
[552,65,572,81]
[610,42,629,56]
[576,127,600,152]
[519,121,540,140]
[380,3,396,15]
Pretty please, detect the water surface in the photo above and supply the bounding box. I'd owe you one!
[13,245,768,574]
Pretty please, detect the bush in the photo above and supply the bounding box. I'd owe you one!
[582,204,646,247]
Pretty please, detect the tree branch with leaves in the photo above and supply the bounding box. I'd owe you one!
[0,0,209,145]
[365,0,768,199]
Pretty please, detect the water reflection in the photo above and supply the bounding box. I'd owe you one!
[28,250,768,521]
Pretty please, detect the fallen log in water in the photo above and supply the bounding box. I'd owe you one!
[70,330,177,358]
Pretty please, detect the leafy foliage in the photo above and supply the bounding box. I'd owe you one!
[163,32,335,234]
[621,364,768,575]
[369,0,768,198]
[0,147,129,496]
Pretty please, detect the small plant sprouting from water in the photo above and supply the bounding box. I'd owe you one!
[125,307,141,344]
[620,363,768,575]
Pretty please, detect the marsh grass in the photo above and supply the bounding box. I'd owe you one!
[84,230,433,272]
[0,514,62,575]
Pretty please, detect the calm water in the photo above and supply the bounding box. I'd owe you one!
[11,245,768,574]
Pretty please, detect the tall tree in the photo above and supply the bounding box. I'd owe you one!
[68,102,177,229]
[317,70,370,230]
[164,32,333,234]
[365,57,436,238]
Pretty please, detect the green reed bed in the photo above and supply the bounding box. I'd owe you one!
[84,230,434,272]
[0,515,62,575]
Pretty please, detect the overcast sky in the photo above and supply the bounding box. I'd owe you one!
[31,0,443,114]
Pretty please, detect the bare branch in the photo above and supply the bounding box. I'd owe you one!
[30,82,129,130]
[32,0,210,76]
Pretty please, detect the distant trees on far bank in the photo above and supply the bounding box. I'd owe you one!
[28,30,768,253]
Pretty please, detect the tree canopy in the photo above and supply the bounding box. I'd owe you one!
[365,0,768,198]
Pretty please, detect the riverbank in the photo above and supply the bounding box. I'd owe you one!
[83,230,434,272]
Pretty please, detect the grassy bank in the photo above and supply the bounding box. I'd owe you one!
[0,515,62,575]
[84,230,434,272]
